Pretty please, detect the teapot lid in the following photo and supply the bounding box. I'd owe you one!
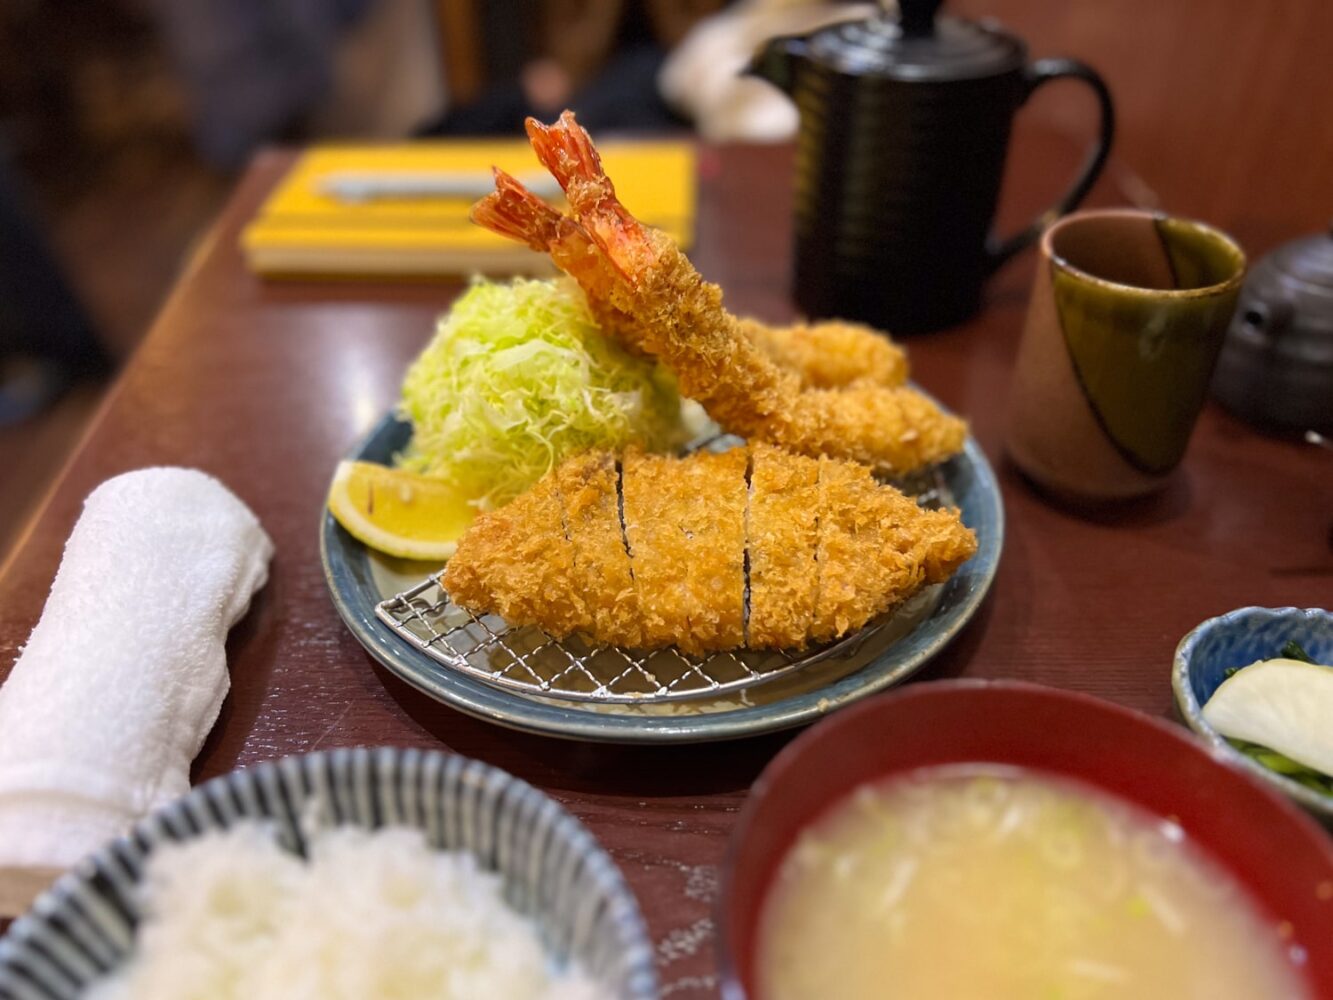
[1262,224,1333,289]
[807,0,1025,82]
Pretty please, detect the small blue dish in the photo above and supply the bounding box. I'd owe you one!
[1172,606,1333,822]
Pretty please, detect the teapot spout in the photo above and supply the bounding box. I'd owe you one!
[744,35,811,96]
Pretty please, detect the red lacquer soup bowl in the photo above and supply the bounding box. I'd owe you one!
[718,680,1333,999]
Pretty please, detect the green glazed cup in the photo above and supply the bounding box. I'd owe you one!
[1006,209,1246,501]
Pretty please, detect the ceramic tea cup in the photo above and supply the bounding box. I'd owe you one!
[1006,209,1245,501]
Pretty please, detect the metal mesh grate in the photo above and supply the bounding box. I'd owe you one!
[375,459,952,705]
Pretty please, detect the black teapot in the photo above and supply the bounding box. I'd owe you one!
[1212,226,1333,435]
[748,0,1114,333]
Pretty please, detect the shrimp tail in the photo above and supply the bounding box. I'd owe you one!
[525,112,615,213]
[525,112,653,277]
[469,167,562,252]
[472,164,637,307]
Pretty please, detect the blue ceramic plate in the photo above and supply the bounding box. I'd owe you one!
[0,747,657,999]
[321,415,1004,743]
[1173,606,1333,822]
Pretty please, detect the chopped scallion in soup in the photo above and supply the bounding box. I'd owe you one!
[758,767,1309,999]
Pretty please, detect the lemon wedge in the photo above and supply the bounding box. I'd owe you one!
[327,461,476,561]
[1202,658,1333,778]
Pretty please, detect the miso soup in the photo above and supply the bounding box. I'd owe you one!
[758,767,1310,999]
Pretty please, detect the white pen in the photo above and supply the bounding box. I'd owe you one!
[318,170,562,203]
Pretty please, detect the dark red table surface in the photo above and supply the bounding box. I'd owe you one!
[1,129,1329,995]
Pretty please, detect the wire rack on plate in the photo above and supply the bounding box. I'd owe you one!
[375,457,952,706]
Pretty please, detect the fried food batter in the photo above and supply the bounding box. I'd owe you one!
[811,456,978,643]
[555,451,640,647]
[747,442,820,649]
[680,447,748,653]
[740,318,909,390]
[620,450,690,648]
[471,112,966,474]
[811,458,896,644]
[621,447,746,654]
[442,466,586,636]
[768,384,969,473]
[443,446,977,654]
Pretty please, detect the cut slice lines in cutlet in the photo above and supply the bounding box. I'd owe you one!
[746,443,820,650]
[442,467,586,637]
[620,451,688,649]
[554,451,641,647]
[444,445,978,655]
[620,448,746,655]
[680,447,747,654]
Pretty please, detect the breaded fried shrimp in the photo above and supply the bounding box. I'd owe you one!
[739,318,909,390]
[473,172,908,392]
[472,111,966,474]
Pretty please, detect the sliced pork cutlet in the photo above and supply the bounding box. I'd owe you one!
[555,451,642,647]
[678,447,747,654]
[442,465,587,637]
[747,443,820,650]
[809,456,977,644]
[446,447,977,654]
[620,450,690,649]
[881,494,981,587]
[621,448,747,655]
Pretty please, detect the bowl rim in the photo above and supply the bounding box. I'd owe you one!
[715,676,1333,1000]
[1044,208,1247,300]
[1171,605,1333,818]
[0,746,658,999]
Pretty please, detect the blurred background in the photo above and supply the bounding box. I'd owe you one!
[0,0,1329,562]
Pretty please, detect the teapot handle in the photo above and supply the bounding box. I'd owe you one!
[985,58,1116,272]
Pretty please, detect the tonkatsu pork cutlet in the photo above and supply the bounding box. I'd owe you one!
[440,466,584,635]
[556,451,639,646]
[622,448,746,655]
[811,457,977,643]
[747,443,820,650]
[443,447,977,654]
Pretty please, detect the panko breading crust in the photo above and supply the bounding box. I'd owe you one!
[620,450,691,649]
[442,471,585,636]
[678,448,747,654]
[741,318,909,390]
[556,452,640,646]
[747,443,820,650]
[444,447,977,654]
[621,449,746,655]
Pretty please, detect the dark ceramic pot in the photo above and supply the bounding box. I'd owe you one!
[1212,225,1333,435]
[748,0,1114,334]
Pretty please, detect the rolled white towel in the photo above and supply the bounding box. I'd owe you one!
[0,468,273,877]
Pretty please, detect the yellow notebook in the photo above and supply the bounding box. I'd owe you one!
[242,140,696,279]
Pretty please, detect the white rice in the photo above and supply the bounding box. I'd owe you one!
[84,823,612,1000]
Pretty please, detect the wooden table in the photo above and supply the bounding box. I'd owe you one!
[1,130,1329,995]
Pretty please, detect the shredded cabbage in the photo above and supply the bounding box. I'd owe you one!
[397,277,685,510]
